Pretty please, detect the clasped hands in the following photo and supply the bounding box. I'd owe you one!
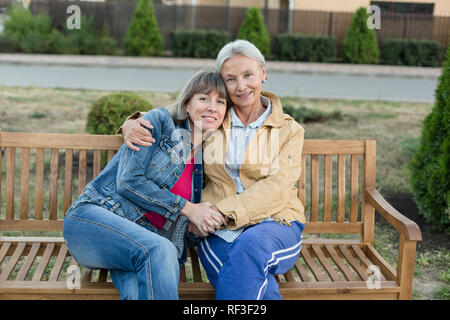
[182,201,229,238]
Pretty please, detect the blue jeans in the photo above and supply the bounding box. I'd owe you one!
[63,203,180,300]
[198,220,304,300]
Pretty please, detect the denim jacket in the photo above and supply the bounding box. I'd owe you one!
[68,108,203,266]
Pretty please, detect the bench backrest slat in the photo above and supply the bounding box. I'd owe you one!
[0,131,375,241]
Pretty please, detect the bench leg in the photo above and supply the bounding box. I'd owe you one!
[396,234,417,300]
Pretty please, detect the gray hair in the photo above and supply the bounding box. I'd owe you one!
[166,70,229,123]
[215,39,266,72]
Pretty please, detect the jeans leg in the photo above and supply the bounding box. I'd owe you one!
[63,203,179,300]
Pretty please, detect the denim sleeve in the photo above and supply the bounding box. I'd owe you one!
[116,109,187,222]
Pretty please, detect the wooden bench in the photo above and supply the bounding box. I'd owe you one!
[0,131,421,300]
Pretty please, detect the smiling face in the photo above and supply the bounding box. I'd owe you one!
[220,54,266,111]
[185,90,227,134]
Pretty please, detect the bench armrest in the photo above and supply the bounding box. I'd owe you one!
[365,187,422,241]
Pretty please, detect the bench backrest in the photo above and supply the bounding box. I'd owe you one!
[0,131,376,243]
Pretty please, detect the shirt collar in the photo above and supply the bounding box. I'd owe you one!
[230,95,272,129]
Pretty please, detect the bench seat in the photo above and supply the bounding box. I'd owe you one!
[0,236,401,300]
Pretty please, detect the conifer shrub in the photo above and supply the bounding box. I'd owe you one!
[237,6,270,57]
[123,0,163,56]
[410,45,450,234]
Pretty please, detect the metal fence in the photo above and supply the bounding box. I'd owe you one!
[1,0,448,52]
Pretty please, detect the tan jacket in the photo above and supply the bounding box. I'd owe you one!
[119,91,306,230]
[201,91,306,230]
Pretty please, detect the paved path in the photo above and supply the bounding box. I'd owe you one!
[0,54,440,102]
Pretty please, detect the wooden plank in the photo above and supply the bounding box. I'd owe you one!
[78,150,87,196]
[107,150,115,163]
[300,247,326,282]
[397,234,417,299]
[16,243,41,281]
[0,242,12,265]
[64,149,73,215]
[363,245,396,281]
[93,150,102,178]
[337,155,346,223]
[49,244,69,281]
[303,222,363,234]
[311,244,340,281]
[32,243,55,281]
[337,245,368,281]
[350,155,359,223]
[294,261,311,282]
[298,154,306,206]
[34,148,44,220]
[351,244,382,279]
[362,138,376,244]
[0,133,2,216]
[20,148,30,220]
[1,132,123,150]
[284,270,296,282]
[310,154,319,222]
[302,140,365,155]
[5,147,15,220]
[323,155,332,222]
[189,248,203,283]
[324,244,357,281]
[49,149,59,220]
[0,242,26,280]
[0,220,64,231]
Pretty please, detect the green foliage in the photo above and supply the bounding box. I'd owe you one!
[282,104,343,123]
[381,39,443,67]
[86,93,153,135]
[237,6,270,57]
[3,4,66,54]
[170,29,232,58]
[410,46,450,234]
[123,0,163,56]
[274,33,336,62]
[341,7,379,64]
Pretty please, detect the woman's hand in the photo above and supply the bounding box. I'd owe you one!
[181,202,228,237]
[122,118,155,151]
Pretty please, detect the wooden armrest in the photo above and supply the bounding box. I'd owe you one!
[365,187,422,241]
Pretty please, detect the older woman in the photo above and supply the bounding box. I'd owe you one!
[121,40,306,300]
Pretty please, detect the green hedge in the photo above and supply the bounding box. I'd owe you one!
[274,33,336,62]
[170,29,232,59]
[381,39,443,67]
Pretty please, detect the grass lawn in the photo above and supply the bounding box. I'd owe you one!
[0,85,448,299]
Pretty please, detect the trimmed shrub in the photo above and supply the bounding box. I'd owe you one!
[123,0,163,56]
[342,7,379,64]
[381,39,443,67]
[3,4,66,54]
[409,45,450,234]
[171,29,232,58]
[86,93,153,135]
[237,6,270,57]
[274,33,336,62]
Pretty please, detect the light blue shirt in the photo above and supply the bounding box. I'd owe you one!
[214,95,272,242]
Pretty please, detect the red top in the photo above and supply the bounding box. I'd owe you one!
[144,162,194,230]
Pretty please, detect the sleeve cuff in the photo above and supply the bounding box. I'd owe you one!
[216,198,249,230]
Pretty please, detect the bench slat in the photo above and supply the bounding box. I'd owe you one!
[294,261,311,282]
[32,243,55,281]
[49,149,59,221]
[93,150,102,178]
[298,155,306,206]
[20,148,30,220]
[351,244,386,281]
[98,269,108,283]
[16,243,41,281]
[64,150,73,215]
[300,246,326,282]
[323,155,333,222]
[0,242,12,265]
[0,242,26,281]
[338,245,368,281]
[311,244,341,281]
[49,244,69,281]
[34,148,44,220]
[337,155,346,223]
[310,154,319,222]
[6,148,15,220]
[350,155,359,223]
[78,150,87,196]
[324,244,357,281]
[189,248,203,283]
